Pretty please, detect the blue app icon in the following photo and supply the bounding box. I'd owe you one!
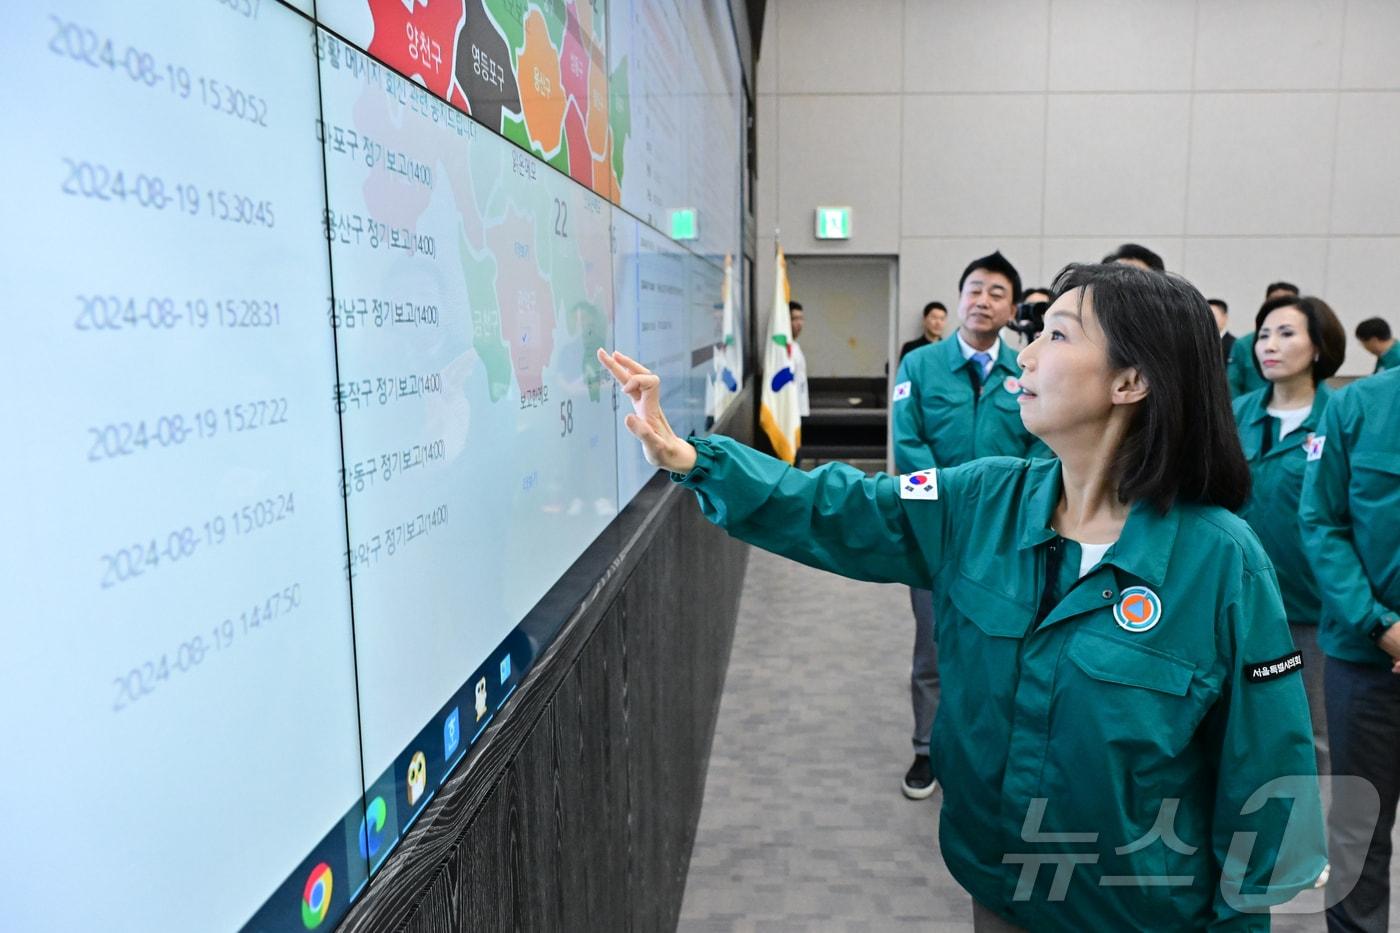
[443,707,460,760]
[499,654,511,684]
[357,796,388,860]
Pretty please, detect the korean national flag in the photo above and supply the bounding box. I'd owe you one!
[892,380,912,402]
[900,469,939,500]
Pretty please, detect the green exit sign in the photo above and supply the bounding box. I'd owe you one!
[669,208,698,241]
[815,206,851,240]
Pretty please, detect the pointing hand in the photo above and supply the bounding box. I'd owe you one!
[596,349,698,474]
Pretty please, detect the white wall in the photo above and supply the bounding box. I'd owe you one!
[755,0,1400,376]
[786,256,895,377]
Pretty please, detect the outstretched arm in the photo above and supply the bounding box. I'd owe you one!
[598,349,954,588]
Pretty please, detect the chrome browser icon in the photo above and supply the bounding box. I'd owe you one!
[300,862,332,929]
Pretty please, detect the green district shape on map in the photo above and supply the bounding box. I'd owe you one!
[568,299,608,401]
[608,56,629,184]
[541,0,567,49]
[458,220,514,402]
[533,209,608,401]
[501,112,572,175]
[483,0,527,61]
[546,125,570,174]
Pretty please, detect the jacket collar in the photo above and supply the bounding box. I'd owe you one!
[993,337,1021,376]
[945,331,1021,375]
[1103,499,1179,588]
[945,332,977,372]
[1236,383,1332,459]
[1235,386,1271,429]
[1018,459,1062,551]
[1016,458,1178,588]
[1298,382,1330,431]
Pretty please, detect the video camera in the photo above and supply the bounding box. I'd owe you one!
[1008,299,1050,340]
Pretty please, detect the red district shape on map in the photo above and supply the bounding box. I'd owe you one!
[485,208,556,395]
[367,0,465,102]
[350,78,486,252]
[353,87,434,231]
[563,102,591,187]
[559,13,589,112]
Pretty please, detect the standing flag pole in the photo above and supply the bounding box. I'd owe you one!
[705,254,741,426]
[759,243,801,463]
[710,254,741,421]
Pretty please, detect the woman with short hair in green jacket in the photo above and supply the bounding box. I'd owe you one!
[1232,294,1347,777]
[598,263,1326,932]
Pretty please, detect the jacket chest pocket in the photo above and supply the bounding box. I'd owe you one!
[1059,629,1206,758]
[1280,444,1308,473]
[947,568,1036,633]
[927,384,974,409]
[1273,448,1307,497]
[1351,449,1400,506]
[941,572,1035,683]
[990,389,1022,417]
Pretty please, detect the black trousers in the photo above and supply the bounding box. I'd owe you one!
[1325,656,1400,933]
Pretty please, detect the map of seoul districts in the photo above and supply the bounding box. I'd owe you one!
[331,0,622,200]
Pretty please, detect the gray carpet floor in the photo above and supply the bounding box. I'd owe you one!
[677,545,969,932]
[678,491,1398,932]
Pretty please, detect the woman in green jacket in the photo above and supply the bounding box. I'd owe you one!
[1232,294,1346,776]
[599,263,1326,931]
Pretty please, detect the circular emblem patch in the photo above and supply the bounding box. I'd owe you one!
[908,474,928,486]
[1004,376,1021,394]
[1114,586,1162,633]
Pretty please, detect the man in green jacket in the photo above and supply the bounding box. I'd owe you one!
[1355,317,1400,373]
[1227,332,1267,398]
[893,251,1044,472]
[890,251,1046,800]
[1299,367,1400,932]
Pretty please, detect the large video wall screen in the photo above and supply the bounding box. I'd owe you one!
[0,1,744,930]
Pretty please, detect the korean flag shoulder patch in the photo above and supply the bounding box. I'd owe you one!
[900,469,939,500]
[1304,434,1326,461]
[893,380,912,402]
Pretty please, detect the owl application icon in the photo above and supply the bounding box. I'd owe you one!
[406,752,428,808]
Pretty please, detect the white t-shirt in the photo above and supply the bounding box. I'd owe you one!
[790,340,809,416]
[1077,541,1114,578]
[1267,403,1312,440]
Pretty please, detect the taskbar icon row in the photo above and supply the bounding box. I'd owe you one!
[241,629,533,931]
